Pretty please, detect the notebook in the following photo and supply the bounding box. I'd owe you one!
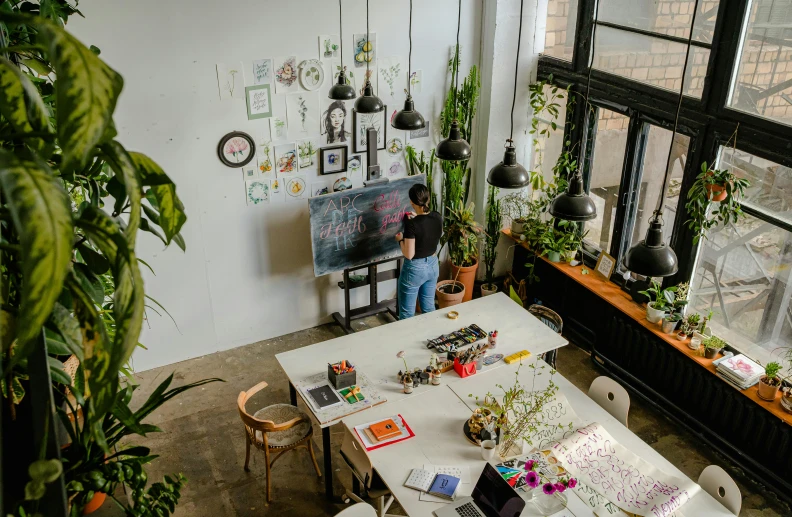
[353,414,415,451]
[306,385,343,409]
[404,469,461,500]
[369,418,402,441]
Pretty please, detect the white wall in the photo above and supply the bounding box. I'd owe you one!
[72,0,485,372]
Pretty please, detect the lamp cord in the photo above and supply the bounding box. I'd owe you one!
[366,0,370,80]
[339,0,344,68]
[508,0,525,143]
[655,0,700,220]
[453,0,461,120]
[577,0,599,178]
[407,0,413,95]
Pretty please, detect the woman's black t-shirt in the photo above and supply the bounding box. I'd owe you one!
[403,211,443,259]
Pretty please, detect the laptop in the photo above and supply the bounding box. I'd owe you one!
[433,463,526,517]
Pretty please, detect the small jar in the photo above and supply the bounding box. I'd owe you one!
[403,381,413,394]
[420,372,430,384]
[432,369,442,385]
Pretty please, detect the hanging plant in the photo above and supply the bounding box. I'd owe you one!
[685,161,750,244]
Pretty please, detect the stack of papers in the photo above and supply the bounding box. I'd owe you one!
[717,354,764,390]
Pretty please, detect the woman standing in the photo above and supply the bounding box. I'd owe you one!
[323,100,348,144]
[395,184,442,320]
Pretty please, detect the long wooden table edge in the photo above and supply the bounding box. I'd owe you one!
[502,228,792,427]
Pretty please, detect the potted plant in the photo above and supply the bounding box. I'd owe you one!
[501,191,531,235]
[482,185,502,297]
[685,313,701,337]
[702,335,726,359]
[757,362,783,401]
[436,280,465,308]
[638,280,675,324]
[539,227,569,263]
[672,282,690,318]
[685,161,751,244]
[443,202,486,303]
[698,310,714,337]
[662,313,681,334]
[676,325,688,342]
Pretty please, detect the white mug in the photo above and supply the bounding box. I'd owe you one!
[481,440,497,461]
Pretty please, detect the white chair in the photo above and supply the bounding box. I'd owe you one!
[335,503,378,517]
[339,429,398,517]
[699,465,742,515]
[588,376,630,427]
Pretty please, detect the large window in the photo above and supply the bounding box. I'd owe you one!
[543,0,578,61]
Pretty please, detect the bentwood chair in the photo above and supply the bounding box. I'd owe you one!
[699,465,742,515]
[527,304,563,369]
[237,381,321,502]
[340,428,398,517]
[588,376,631,428]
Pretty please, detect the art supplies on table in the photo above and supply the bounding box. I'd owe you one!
[295,371,386,424]
[404,469,461,501]
[328,359,356,389]
[353,414,414,451]
[339,385,364,404]
[488,330,498,348]
[426,324,487,352]
[504,350,531,364]
[305,384,343,409]
[483,354,503,366]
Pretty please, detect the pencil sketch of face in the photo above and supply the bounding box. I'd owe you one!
[330,107,345,132]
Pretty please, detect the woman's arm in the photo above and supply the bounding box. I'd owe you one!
[395,232,416,259]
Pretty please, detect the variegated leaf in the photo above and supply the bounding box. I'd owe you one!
[130,152,186,243]
[0,57,51,137]
[0,149,73,371]
[35,19,123,171]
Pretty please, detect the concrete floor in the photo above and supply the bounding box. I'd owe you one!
[95,315,790,517]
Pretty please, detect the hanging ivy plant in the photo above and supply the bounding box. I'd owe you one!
[684,161,751,244]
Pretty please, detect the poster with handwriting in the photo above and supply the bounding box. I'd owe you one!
[549,423,699,517]
[307,175,425,276]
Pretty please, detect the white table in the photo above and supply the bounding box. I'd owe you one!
[275,293,568,498]
[343,359,733,517]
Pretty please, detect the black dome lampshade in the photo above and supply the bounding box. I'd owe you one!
[354,81,384,113]
[488,141,530,188]
[392,95,425,131]
[436,120,471,162]
[329,71,356,100]
[624,218,678,277]
[549,172,597,221]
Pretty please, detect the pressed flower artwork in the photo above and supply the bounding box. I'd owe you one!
[216,62,245,100]
[219,134,254,167]
[270,178,281,195]
[274,56,299,93]
[378,57,404,99]
[286,92,319,140]
[246,180,270,205]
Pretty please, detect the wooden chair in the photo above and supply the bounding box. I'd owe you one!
[339,428,398,517]
[237,381,321,502]
[527,304,563,369]
[699,465,742,515]
[588,376,630,428]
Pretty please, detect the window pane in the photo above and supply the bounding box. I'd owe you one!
[600,0,720,43]
[689,211,792,367]
[586,109,630,251]
[630,126,690,247]
[543,0,578,61]
[728,0,792,126]
[593,25,710,97]
[719,146,792,227]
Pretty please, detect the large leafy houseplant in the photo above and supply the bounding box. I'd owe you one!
[442,202,485,269]
[405,144,437,213]
[482,185,502,290]
[0,4,211,515]
[685,161,750,244]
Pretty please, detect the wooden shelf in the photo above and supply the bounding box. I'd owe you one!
[503,228,792,426]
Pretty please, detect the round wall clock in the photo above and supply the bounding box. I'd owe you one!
[299,59,325,91]
[217,131,255,167]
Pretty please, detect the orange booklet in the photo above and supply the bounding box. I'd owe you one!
[369,418,401,441]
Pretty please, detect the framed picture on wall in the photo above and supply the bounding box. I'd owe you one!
[319,145,348,175]
[245,84,272,120]
[353,108,387,153]
[595,251,616,280]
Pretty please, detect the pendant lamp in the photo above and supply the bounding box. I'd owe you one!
[548,0,601,221]
[354,0,384,113]
[487,0,530,189]
[624,0,701,278]
[436,0,471,162]
[392,0,425,131]
[329,0,356,100]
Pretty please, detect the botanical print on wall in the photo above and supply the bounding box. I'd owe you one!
[274,56,299,93]
[311,181,332,197]
[270,178,282,195]
[245,84,272,120]
[297,139,317,169]
[216,62,245,100]
[270,117,287,142]
[387,137,403,155]
[410,70,422,94]
[378,57,404,100]
[298,59,325,91]
[319,35,340,59]
[275,143,298,176]
[348,154,362,174]
[387,160,405,177]
[221,134,253,165]
[252,58,273,85]
[285,176,308,201]
[320,98,350,145]
[353,33,376,68]
[286,92,319,140]
[246,180,270,205]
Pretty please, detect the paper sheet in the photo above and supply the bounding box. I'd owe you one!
[548,423,699,517]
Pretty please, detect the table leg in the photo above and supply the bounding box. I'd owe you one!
[289,382,297,406]
[322,426,334,499]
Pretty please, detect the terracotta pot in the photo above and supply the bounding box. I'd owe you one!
[510,219,526,235]
[646,302,666,324]
[436,280,465,308]
[705,183,728,202]
[481,283,498,297]
[449,258,478,303]
[703,347,720,359]
[757,376,781,401]
[82,492,106,515]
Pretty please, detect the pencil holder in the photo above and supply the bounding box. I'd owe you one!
[453,358,477,378]
[328,361,356,390]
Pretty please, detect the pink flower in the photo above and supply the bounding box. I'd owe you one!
[542,483,555,495]
[568,478,577,488]
[554,483,566,493]
[524,459,536,471]
[525,471,539,488]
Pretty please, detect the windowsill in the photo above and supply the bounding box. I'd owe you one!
[503,229,792,426]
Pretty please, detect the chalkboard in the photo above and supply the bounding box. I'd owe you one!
[308,175,427,277]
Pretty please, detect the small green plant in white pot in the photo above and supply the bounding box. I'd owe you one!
[639,280,676,324]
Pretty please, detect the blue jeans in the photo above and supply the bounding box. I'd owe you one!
[398,256,439,320]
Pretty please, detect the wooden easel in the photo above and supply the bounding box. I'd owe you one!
[331,257,401,334]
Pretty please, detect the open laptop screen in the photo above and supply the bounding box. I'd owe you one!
[471,463,526,517]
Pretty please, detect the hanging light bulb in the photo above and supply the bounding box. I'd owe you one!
[624,0,701,278]
[354,0,384,113]
[328,0,356,100]
[392,0,426,130]
[436,0,471,161]
[487,0,530,189]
